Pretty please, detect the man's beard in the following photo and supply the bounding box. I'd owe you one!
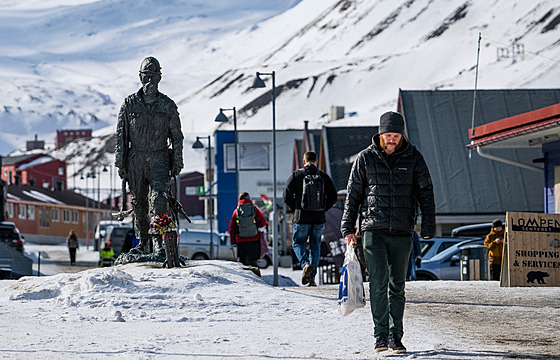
[143,82,158,97]
[379,136,403,151]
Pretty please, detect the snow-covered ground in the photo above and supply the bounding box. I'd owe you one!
[1,243,559,359]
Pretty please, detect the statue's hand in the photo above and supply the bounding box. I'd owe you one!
[118,167,126,179]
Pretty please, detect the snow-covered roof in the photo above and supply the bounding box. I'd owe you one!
[22,190,64,205]
[17,156,55,170]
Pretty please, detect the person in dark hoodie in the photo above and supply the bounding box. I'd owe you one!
[229,192,267,267]
[341,111,435,354]
[283,151,338,286]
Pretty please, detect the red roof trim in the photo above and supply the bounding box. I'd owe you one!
[467,103,560,148]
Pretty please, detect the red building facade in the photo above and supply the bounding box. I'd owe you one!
[1,154,67,190]
[55,129,92,149]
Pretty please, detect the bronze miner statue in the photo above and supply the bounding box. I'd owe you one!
[114,57,184,264]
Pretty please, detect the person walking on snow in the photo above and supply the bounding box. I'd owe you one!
[66,229,79,266]
[341,111,435,354]
[283,151,337,286]
[229,192,267,267]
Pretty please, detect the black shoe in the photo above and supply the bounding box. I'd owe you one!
[308,279,317,287]
[301,264,314,285]
[388,338,406,354]
[374,336,388,353]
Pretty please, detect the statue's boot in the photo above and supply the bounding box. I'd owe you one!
[128,239,150,255]
[153,235,166,258]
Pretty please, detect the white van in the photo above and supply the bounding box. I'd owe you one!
[178,229,271,269]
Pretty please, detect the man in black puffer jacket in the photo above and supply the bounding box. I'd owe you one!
[341,111,435,355]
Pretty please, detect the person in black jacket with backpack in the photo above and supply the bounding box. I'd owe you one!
[229,192,267,267]
[341,111,435,354]
[283,151,338,286]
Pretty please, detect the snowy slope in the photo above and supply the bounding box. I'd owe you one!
[181,0,560,134]
[1,0,559,179]
[0,0,301,156]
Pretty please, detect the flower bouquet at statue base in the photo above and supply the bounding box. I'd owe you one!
[151,213,183,268]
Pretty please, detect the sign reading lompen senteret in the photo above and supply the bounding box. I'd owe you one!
[503,212,560,287]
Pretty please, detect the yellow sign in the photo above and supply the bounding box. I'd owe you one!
[502,212,560,287]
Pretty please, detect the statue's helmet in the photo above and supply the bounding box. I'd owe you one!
[139,57,161,74]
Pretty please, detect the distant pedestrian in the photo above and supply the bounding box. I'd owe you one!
[484,219,505,281]
[66,229,79,266]
[99,242,115,267]
[341,111,435,354]
[283,151,337,286]
[229,192,267,267]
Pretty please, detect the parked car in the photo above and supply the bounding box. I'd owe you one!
[451,222,495,239]
[178,229,272,269]
[416,238,485,280]
[95,220,129,251]
[420,237,470,260]
[105,224,133,256]
[0,221,25,253]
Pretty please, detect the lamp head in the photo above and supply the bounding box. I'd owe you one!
[192,138,204,149]
[251,73,266,88]
[215,110,229,123]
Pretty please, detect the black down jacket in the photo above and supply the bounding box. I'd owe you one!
[341,136,435,239]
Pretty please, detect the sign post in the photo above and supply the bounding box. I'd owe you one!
[503,212,560,287]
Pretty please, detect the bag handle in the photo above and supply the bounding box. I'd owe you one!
[345,243,357,262]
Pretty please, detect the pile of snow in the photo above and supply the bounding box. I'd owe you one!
[2,249,560,359]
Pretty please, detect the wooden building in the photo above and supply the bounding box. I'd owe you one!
[5,184,110,245]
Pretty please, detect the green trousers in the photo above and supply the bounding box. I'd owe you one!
[362,230,412,340]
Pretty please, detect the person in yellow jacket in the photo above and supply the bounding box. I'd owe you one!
[99,242,115,267]
[484,219,505,280]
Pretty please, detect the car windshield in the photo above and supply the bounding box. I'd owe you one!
[0,228,18,240]
[427,239,484,261]
[112,228,130,237]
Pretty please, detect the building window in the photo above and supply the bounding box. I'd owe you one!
[71,211,79,224]
[58,167,64,176]
[18,204,26,219]
[63,209,71,223]
[224,144,236,172]
[6,203,14,218]
[40,206,50,228]
[27,205,35,220]
[52,208,60,222]
[238,143,269,170]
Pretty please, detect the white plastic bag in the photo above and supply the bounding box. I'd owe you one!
[337,245,366,316]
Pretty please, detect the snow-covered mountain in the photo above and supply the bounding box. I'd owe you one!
[1,0,559,185]
[181,0,560,133]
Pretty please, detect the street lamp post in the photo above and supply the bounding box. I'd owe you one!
[193,136,214,260]
[252,70,279,286]
[215,107,239,197]
[103,165,112,213]
[97,167,101,222]
[81,173,89,250]
[88,171,96,249]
